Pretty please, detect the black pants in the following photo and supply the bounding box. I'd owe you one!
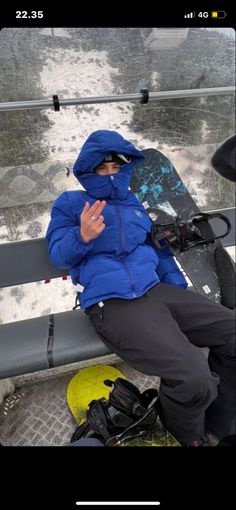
[85,283,235,444]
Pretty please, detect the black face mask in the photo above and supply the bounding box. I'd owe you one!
[78,164,133,200]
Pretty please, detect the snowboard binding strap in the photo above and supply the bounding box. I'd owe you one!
[151,212,231,252]
[70,378,159,446]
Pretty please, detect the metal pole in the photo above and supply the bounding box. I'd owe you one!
[0,87,235,112]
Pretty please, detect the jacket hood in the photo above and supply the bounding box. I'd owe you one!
[73,130,144,200]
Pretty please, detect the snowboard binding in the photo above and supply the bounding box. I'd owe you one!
[70,378,159,446]
[151,212,231,252]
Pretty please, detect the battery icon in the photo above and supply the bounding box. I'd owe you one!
[211,11,227,18]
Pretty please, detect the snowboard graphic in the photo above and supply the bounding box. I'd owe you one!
[131,148,231,304]
[67,365,180,447]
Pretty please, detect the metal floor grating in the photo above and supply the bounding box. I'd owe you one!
[0,361,160,446]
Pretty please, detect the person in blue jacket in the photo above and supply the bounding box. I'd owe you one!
[46,130,235,446]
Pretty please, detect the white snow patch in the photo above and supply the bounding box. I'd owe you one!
[0,277,77,325]
[39,47,159,162]
[39,28,71,38]
[225,246,236,262]
[0,224,8,241]
[151,71,160,88]
[158,201,178,217]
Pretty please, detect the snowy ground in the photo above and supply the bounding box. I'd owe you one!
[39,47,142,161]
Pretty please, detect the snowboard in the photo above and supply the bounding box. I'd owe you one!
[131,148,232,304]
[67,365,180,446]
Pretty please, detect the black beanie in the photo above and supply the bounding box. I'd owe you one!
[95,152,132,169]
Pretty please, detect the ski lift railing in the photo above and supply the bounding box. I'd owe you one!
[0,207,235,379]
[0,86,235,112]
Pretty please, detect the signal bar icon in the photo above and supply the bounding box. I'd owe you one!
[184,12,196,18]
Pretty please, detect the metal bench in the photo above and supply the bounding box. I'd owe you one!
[0,238,111,379]
[0,207,235,379]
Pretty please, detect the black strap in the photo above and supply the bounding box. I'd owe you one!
[47,314,54,368]
[87,400,111,442]
[52,94,60,111]
[140,388,159,409]
[106,404,158,446]
[73,292,81,310]
[140,88,149,104]
[151,212,232,252]
[214,245,236,309]
[191,212,231,240]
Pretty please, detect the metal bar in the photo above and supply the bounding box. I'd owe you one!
[0,87,235,112]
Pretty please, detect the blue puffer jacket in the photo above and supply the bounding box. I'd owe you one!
[46,130,187,308]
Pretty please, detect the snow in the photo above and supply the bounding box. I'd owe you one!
[39,28,72,38]
[0,278,77,325]
[39,48,157,162]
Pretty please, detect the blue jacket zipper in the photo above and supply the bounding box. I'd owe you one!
[116,205,137,298]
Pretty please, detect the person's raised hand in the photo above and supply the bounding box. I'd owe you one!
[80,200,106,243]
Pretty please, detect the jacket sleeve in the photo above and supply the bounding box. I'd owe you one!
[155,241,188,288]
[45,192,94,268]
